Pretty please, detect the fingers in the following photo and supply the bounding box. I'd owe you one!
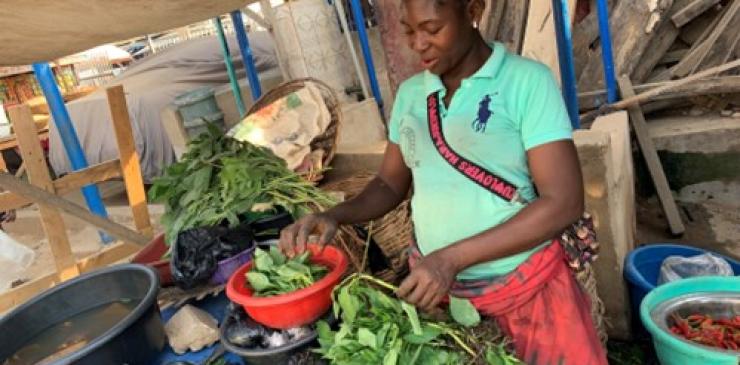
[279,223,299,257]
[295,216,315,254]
[317,221,337,246]
[417,288,437,311]
[396,273,418,300]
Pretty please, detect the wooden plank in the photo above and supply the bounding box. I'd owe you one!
[669,0,740,78]
[659,48,690,64]
[106,86,153,238]
[0,241,141,313]
[521,0,577,82]
[631,0,694,83]
[578,0,673,91]
[0,173,150,246]
[619,77,684,236]
[0,129,49,151]
[8,106,79,279]
[243,7,270,30]
[0,274,60,313]
[481,0,507,42]
[0,160,122,211]
[580,75,740,109]
[0,191,31,211]
[692,8,740,73]
[497,0,529,54]
[76,241,140,272]
[671,0,722,27]
[572,9,601,77]
[53,159,123,195]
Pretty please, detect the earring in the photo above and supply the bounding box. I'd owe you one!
[473,21,478,29]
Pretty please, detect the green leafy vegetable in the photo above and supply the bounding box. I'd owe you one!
[315,274,524,365]
[246,248,329,297]
[449,296,481,327]
[148,125,335,245]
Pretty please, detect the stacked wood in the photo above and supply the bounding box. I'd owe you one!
[575,0,740,114]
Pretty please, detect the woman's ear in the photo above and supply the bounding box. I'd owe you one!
[467,0,486,27]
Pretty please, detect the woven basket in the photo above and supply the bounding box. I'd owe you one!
[576,265,608,345]
[323,172,413,284]
[246,78,342,182]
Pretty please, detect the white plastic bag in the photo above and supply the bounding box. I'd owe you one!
[0,230,35,291]
[658,253,734,285]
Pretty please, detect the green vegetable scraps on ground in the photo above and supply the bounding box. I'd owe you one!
[315,274,524,365]
[246,247,329,297]
[148,125,335,245]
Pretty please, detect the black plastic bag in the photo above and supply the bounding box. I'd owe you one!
[171,221,255,289]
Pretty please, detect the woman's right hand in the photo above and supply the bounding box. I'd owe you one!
[278,213,339,256]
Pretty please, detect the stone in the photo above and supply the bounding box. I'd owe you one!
[720,109,734,117]
[574,111,636,340]
[164,304,220,354]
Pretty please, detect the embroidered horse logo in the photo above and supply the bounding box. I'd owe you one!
[471,94,495,133]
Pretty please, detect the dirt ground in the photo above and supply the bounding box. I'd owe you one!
[635,196,740,260]
[1,181,164,289]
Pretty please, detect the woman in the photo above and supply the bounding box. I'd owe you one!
[280,0,607,363]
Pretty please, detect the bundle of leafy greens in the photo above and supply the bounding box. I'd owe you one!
[315,274,524,365]
[148,125,335,244]
[247,247,329,297]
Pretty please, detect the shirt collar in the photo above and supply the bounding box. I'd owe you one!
[423,42,506,96]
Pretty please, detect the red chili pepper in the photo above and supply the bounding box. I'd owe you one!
[724,340,738,351]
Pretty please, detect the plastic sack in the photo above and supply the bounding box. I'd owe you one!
[0,230,35,290]
[171,221,255,289]
[658,253,734,285]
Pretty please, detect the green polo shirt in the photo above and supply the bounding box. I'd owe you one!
[388,42,573,279]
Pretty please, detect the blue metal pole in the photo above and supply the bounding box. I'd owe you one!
[596,0,618,103]
[213,17,247,118]
[33,63,113,243]
[230,10,263,101]
[347,0,385,117]
[551,0,580,129]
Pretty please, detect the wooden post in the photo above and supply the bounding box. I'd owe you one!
[105,86,153,239]
[618,77,685,236]
[8,105,79,279]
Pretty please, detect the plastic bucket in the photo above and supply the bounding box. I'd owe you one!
[640,276,740,365]
[174,88,220,124]
[624,244,740,333]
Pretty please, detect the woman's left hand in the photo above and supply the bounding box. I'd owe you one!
[396,249,459,312]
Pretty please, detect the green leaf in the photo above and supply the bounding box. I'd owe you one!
[357,327,377,349]
[295,250,311,264]
[449,296,480,327]
[338,286,358,324]
[269,245,287,265]
[316,320,334,345]
[246,272,271,292]
[403,325,442,344]
[401,302,423,335]
[253,248,274,271]
[383,339,402,365]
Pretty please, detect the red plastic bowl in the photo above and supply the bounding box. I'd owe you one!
[131,233,174,287]
[226,244,348,329]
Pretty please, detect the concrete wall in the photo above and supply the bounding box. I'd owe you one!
[574,111,636,340]
[646,115,740,207]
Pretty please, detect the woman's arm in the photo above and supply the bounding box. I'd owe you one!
[279,143,412,254]
[325,143,412,225]
[397,140,584,310]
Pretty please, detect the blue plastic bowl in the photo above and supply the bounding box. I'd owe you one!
[624,244,740,333]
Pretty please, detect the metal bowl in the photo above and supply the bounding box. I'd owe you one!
[650,291,740,355]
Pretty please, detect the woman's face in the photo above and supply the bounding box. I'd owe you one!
[400,0,478,75]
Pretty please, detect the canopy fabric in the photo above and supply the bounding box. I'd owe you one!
[0,0,249,66]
